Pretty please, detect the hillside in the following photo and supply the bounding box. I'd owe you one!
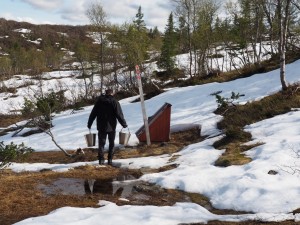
[1,57,300,224]
[0,19,300,225]
[0,18,91,55]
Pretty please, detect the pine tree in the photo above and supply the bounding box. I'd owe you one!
[157,13,177,74]
[133,6,146,31]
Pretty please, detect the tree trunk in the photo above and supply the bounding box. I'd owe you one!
[100,34,104,94]
[278,0,289,91]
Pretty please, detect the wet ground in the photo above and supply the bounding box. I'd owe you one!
[37,169,193,207]
[1,127,299,225]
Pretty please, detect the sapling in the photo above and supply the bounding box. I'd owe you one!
[211,91,245,109]
[0,141,33,169]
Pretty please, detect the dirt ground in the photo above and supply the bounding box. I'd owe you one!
[1,128,299,225]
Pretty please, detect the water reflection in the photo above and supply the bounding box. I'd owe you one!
[38,178,86,196]
[84,174,139,198]
[38,175,140,198]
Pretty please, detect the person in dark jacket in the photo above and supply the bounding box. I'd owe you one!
[87,89,127,165]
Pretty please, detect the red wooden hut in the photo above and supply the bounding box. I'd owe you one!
[135,103,172,142]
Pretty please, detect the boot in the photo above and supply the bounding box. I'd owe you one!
[98,147,105,165]
[108,150,113,166]
[99,158,105,165]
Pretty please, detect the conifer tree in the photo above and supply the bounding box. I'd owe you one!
[157,12,177,74]
[133,6,146,31]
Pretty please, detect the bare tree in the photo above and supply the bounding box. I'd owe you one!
[262,0,299,90]
[172,0,219,77]
[86,1,109,94]
[18,89,73,157]
[172,0,198,77]
[35,110,72,157]
[261,0,277,55]
[74,41,94,100]
[277,0,291,91]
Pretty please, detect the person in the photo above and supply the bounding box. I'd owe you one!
[87,89,127,165]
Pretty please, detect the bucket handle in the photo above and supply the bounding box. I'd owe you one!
[120,127,130,134]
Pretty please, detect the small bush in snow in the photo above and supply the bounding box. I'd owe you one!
[212,91,245,109]
[0,141,34,169]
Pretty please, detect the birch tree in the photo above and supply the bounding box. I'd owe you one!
[86,1,109,94]
[261,0,300,90]
[172,0,198,77]
[172,0,218,77]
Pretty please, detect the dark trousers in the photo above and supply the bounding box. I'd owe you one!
[98,131,116,161]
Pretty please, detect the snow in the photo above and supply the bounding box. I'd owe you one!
[1,56,300,224]
[13,28,31,33]
[13,202,297,225]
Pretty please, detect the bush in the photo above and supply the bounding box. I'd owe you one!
[225,126,251,141]
[0,141,34,169]
[155,68,185,81]
[22,91,66,117]
[212,91,245,110]
[21,97,36,118]
[21,91,67,128]
[36,91,66,121]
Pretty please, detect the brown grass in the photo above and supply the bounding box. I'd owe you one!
[1,81,300,225]
[0,128,207,225]
[213,84,300,167]
[0,166,211,225]
[16,127,203,164]
[0,167,128,225]
[0,114,23,128]
[214,143,260,167]
[2,126,297,225]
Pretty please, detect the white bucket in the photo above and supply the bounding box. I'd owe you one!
[85,131,96,147]
[119,128,131,146]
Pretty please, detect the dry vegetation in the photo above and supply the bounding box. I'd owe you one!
[1,128,209,225]
[1,28,300,223]
[2,124,298,225]
[1,86,300,224]
[213,84,300,167]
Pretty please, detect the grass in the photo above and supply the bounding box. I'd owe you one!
[1,56,300,224]
[0,114,22,128]
[0,167,132,225]
[0,128,207,225]
[1,123,298,225]
[1,170,93,223]
[213,84,300,166]
[14,127,203,164]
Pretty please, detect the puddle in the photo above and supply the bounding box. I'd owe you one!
[85,174,141,198]
[38,178,86,196]
[38,174,141,198]
[37,174,196,207]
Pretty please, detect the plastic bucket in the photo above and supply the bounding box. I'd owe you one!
[119,128,131,146]
[85,132,96,147]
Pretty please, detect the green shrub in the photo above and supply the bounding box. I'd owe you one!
[21,91,67,126]
[212,91,245,110]
[36,91,66,121]
[0,141,34,169]
[21,97,36,118]
[225,126,251,141]
[215,92,245,108]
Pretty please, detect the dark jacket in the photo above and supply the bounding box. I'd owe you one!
[87,94,127,132]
